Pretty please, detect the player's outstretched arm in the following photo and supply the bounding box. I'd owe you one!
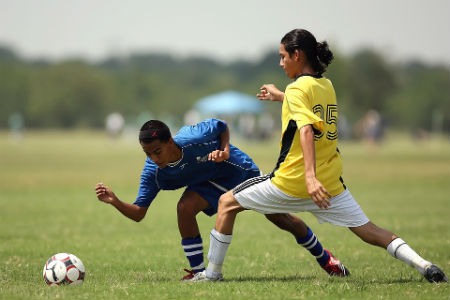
[256,84,284,102]
[95,182,148,222]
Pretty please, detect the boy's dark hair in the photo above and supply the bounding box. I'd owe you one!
[139,120,172,144]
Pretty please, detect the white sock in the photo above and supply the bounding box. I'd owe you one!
[387,238,431,274]
[206,229,232,278]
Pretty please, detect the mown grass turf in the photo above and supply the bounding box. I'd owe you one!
[0,130,449,299]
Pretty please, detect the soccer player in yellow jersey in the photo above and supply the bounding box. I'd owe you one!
[194,29,447,283]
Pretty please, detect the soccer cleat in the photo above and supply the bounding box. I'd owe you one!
[188,270,223,282]
[181,268,208,281]
[321,249,350,277]
[424,265,448,283]
[181,269,196,281]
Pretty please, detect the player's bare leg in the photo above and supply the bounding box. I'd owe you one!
[177,191,209,280]
[266,213,349,276]
[350,222,448,283]
[264,213,308,236]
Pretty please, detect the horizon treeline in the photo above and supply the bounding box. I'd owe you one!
[0,44,449,136]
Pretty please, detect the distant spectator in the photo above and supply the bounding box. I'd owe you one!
[8,113,24,141]
[257,113,275,140]
[355,109,384,144]
[105,112,125,139]
[238,114,256,139]
[337,114,351,140]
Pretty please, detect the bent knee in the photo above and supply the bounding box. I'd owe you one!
[177,200,193,216]
[218,191,234,205]
[177,195,205,217]
[265,214,293,229]
[218,191,243,213]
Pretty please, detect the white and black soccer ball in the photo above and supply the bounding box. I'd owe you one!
[42,253,85,286]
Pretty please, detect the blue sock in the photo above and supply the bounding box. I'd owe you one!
[296,227,330,267]
[181,236,205,272]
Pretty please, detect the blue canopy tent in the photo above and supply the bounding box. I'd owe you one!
[189,90,273,140]
[194,90,263,115]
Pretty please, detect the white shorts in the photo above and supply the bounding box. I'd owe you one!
[233,175,369,227]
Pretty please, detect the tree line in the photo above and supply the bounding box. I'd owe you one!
[0,44,449,136]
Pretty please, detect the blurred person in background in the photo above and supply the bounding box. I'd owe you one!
[354,109,384,146]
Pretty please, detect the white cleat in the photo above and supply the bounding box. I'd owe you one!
[188,270,223,282]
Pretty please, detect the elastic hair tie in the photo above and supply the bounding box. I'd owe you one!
[139,129,159,140]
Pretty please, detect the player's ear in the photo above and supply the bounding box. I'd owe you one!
[294,49,302,62]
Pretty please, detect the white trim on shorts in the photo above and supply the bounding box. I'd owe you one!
[233,175,369,227]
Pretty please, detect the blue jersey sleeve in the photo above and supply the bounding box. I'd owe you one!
[133,159,160,207]
[175,118,227,145]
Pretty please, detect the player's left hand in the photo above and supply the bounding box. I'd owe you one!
[208,150,230,162]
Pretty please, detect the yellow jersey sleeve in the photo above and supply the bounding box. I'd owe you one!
[284,82,324,133]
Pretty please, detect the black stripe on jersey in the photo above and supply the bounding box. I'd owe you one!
[270,119,297,177]
[339,176,347,190]
[232,174,271,195]
[336,148,347,190]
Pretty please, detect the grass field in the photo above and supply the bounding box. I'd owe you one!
[0,130,449,299]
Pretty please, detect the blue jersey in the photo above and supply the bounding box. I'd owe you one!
[133,119,260,214]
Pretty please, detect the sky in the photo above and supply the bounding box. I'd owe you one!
[1,0,449,65]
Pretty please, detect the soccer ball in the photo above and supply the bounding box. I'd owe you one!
[42,253,85,286]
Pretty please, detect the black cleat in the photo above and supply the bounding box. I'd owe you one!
[424,265,448,283]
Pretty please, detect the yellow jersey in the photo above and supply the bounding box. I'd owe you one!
[271,74,346,198]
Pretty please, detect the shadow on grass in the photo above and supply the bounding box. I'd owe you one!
[226,274,317,283]
[354,277,426,285]
[225,275,425,284]
[144,271,427,285]
[144,274,317,283]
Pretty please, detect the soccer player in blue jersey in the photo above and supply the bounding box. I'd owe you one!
[95,118,349,281]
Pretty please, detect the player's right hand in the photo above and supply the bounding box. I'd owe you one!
[256,84,284,102]
[305,177,331,209]
[95,182,116,204]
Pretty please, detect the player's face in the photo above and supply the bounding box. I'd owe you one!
[279,44,301,79]
[141,140,174,168]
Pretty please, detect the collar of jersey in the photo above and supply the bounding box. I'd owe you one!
[166,148,184,167]
[295,73,322,79]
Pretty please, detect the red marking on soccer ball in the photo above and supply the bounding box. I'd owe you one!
[42,253,85,286]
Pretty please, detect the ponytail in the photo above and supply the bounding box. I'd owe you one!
[316,41,334,75]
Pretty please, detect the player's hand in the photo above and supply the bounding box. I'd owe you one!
[95,182,116,204]
[256,84,284,102]
[305,176,331,209]
[208,150,230,162]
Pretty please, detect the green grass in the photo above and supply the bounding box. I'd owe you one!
[0,130,449,299]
